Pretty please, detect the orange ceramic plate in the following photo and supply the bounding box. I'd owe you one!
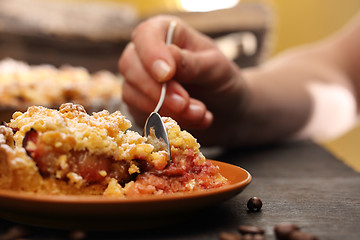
[0,160,251,230]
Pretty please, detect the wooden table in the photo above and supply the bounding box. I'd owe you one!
[1,140,359,239]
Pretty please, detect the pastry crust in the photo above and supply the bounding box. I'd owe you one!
[0,103,228,196]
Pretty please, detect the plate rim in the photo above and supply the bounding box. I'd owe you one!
[0,160,251,230]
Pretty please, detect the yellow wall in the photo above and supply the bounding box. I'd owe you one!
[268,0,360,54]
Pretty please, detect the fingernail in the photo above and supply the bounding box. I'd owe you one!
[169,93,186,111]
[204,111,213,125]
[189,103,204,118]
[152,59,171,82]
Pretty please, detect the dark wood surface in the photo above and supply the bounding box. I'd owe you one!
[0,140,359,239]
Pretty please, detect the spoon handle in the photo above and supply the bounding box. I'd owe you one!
[153,20,177,113]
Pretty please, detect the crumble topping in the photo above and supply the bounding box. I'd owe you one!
[0,103,228,196]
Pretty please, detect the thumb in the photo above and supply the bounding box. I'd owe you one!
[132,17,179,82]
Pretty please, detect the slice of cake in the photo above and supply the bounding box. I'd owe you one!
[0,103,228,197]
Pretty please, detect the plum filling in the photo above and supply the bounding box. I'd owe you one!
[20,129,226,194]
[22,129,135,185]
[130,151,225,194]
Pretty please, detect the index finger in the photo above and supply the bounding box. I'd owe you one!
[131,16,177,82]
[131,15,215,82]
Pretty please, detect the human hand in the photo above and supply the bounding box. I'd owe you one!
[119,15,245,131]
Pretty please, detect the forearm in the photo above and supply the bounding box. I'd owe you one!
[236,13,360,146]
[193,43,357,147]
[240,42,358,144]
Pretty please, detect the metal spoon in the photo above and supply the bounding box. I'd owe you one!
[144,20,177,160]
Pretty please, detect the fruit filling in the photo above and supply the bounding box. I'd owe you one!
[22,128,133,185]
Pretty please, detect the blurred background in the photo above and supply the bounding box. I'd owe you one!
[109,0,360,56]
[0,0,359,170]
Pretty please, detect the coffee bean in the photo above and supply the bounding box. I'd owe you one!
[274,223,300,240]
[1,225,32,240]
[69,230,87,240]
[218,232,242,240]
[254,234,265,240]
[242,234,253,240]
[247,197,262,212]
[238,225,265,235]
[289,231,319,240]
